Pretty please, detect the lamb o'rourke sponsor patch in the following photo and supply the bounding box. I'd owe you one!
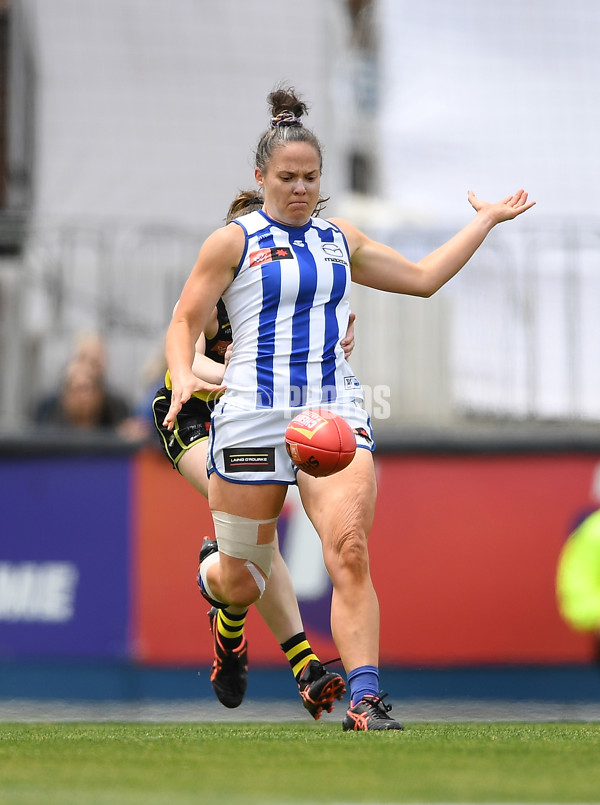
[224,447,276,472]
[249,247,293,268]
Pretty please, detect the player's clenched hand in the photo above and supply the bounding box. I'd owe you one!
[468,189,536,224]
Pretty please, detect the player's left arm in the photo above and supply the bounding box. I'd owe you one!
[332,189,535,298]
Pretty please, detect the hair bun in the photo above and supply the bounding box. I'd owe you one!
[270,111,303,129]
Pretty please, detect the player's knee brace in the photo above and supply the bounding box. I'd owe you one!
[211,510,277,597]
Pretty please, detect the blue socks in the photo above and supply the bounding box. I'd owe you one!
[347,665,379,706]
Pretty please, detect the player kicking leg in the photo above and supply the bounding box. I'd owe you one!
[198,532,345,718]
[151,393,346,718]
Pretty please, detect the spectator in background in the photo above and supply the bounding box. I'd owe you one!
[35,357,129,430]
[556,507,600,663]
[33,331,149,441]
[71,332,110,379]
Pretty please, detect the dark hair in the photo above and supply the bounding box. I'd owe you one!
[254,86,328,216]
[225,190,264,224]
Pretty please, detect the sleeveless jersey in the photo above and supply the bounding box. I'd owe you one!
[221,210,362,411]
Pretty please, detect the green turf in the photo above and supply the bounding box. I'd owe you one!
[0,722,599,804]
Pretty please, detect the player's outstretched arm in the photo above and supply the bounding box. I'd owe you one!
[466,188,535,222]
[336,188,535,299]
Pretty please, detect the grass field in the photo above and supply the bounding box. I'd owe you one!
[1,722,600,804]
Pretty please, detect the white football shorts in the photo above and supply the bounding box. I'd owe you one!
[207,399,375,485]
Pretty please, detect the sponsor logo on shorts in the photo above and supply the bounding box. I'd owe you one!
[353,426,373,444]
[224,447,276,472]
[249,247,293,268]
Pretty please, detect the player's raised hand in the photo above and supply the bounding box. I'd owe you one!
[468,189,536,224]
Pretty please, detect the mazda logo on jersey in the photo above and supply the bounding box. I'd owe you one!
[321,243,344,258]
[249,247,293,268]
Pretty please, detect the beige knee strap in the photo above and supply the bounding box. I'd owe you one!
[212,511,277,578]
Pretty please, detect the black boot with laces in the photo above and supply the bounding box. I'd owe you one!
[297,659,346,720]
[342,692,404,731]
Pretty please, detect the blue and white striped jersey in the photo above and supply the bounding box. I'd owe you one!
[221,210,363,410]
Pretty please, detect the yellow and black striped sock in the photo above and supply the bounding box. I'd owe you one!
[280,632,319,681]
[216,608,248,650]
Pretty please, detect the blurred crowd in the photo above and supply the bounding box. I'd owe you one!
[32,332,160,443]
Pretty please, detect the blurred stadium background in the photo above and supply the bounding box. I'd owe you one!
[1,0,600,712]
[1,0,599,426]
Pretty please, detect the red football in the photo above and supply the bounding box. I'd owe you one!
[285,409,357,478]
